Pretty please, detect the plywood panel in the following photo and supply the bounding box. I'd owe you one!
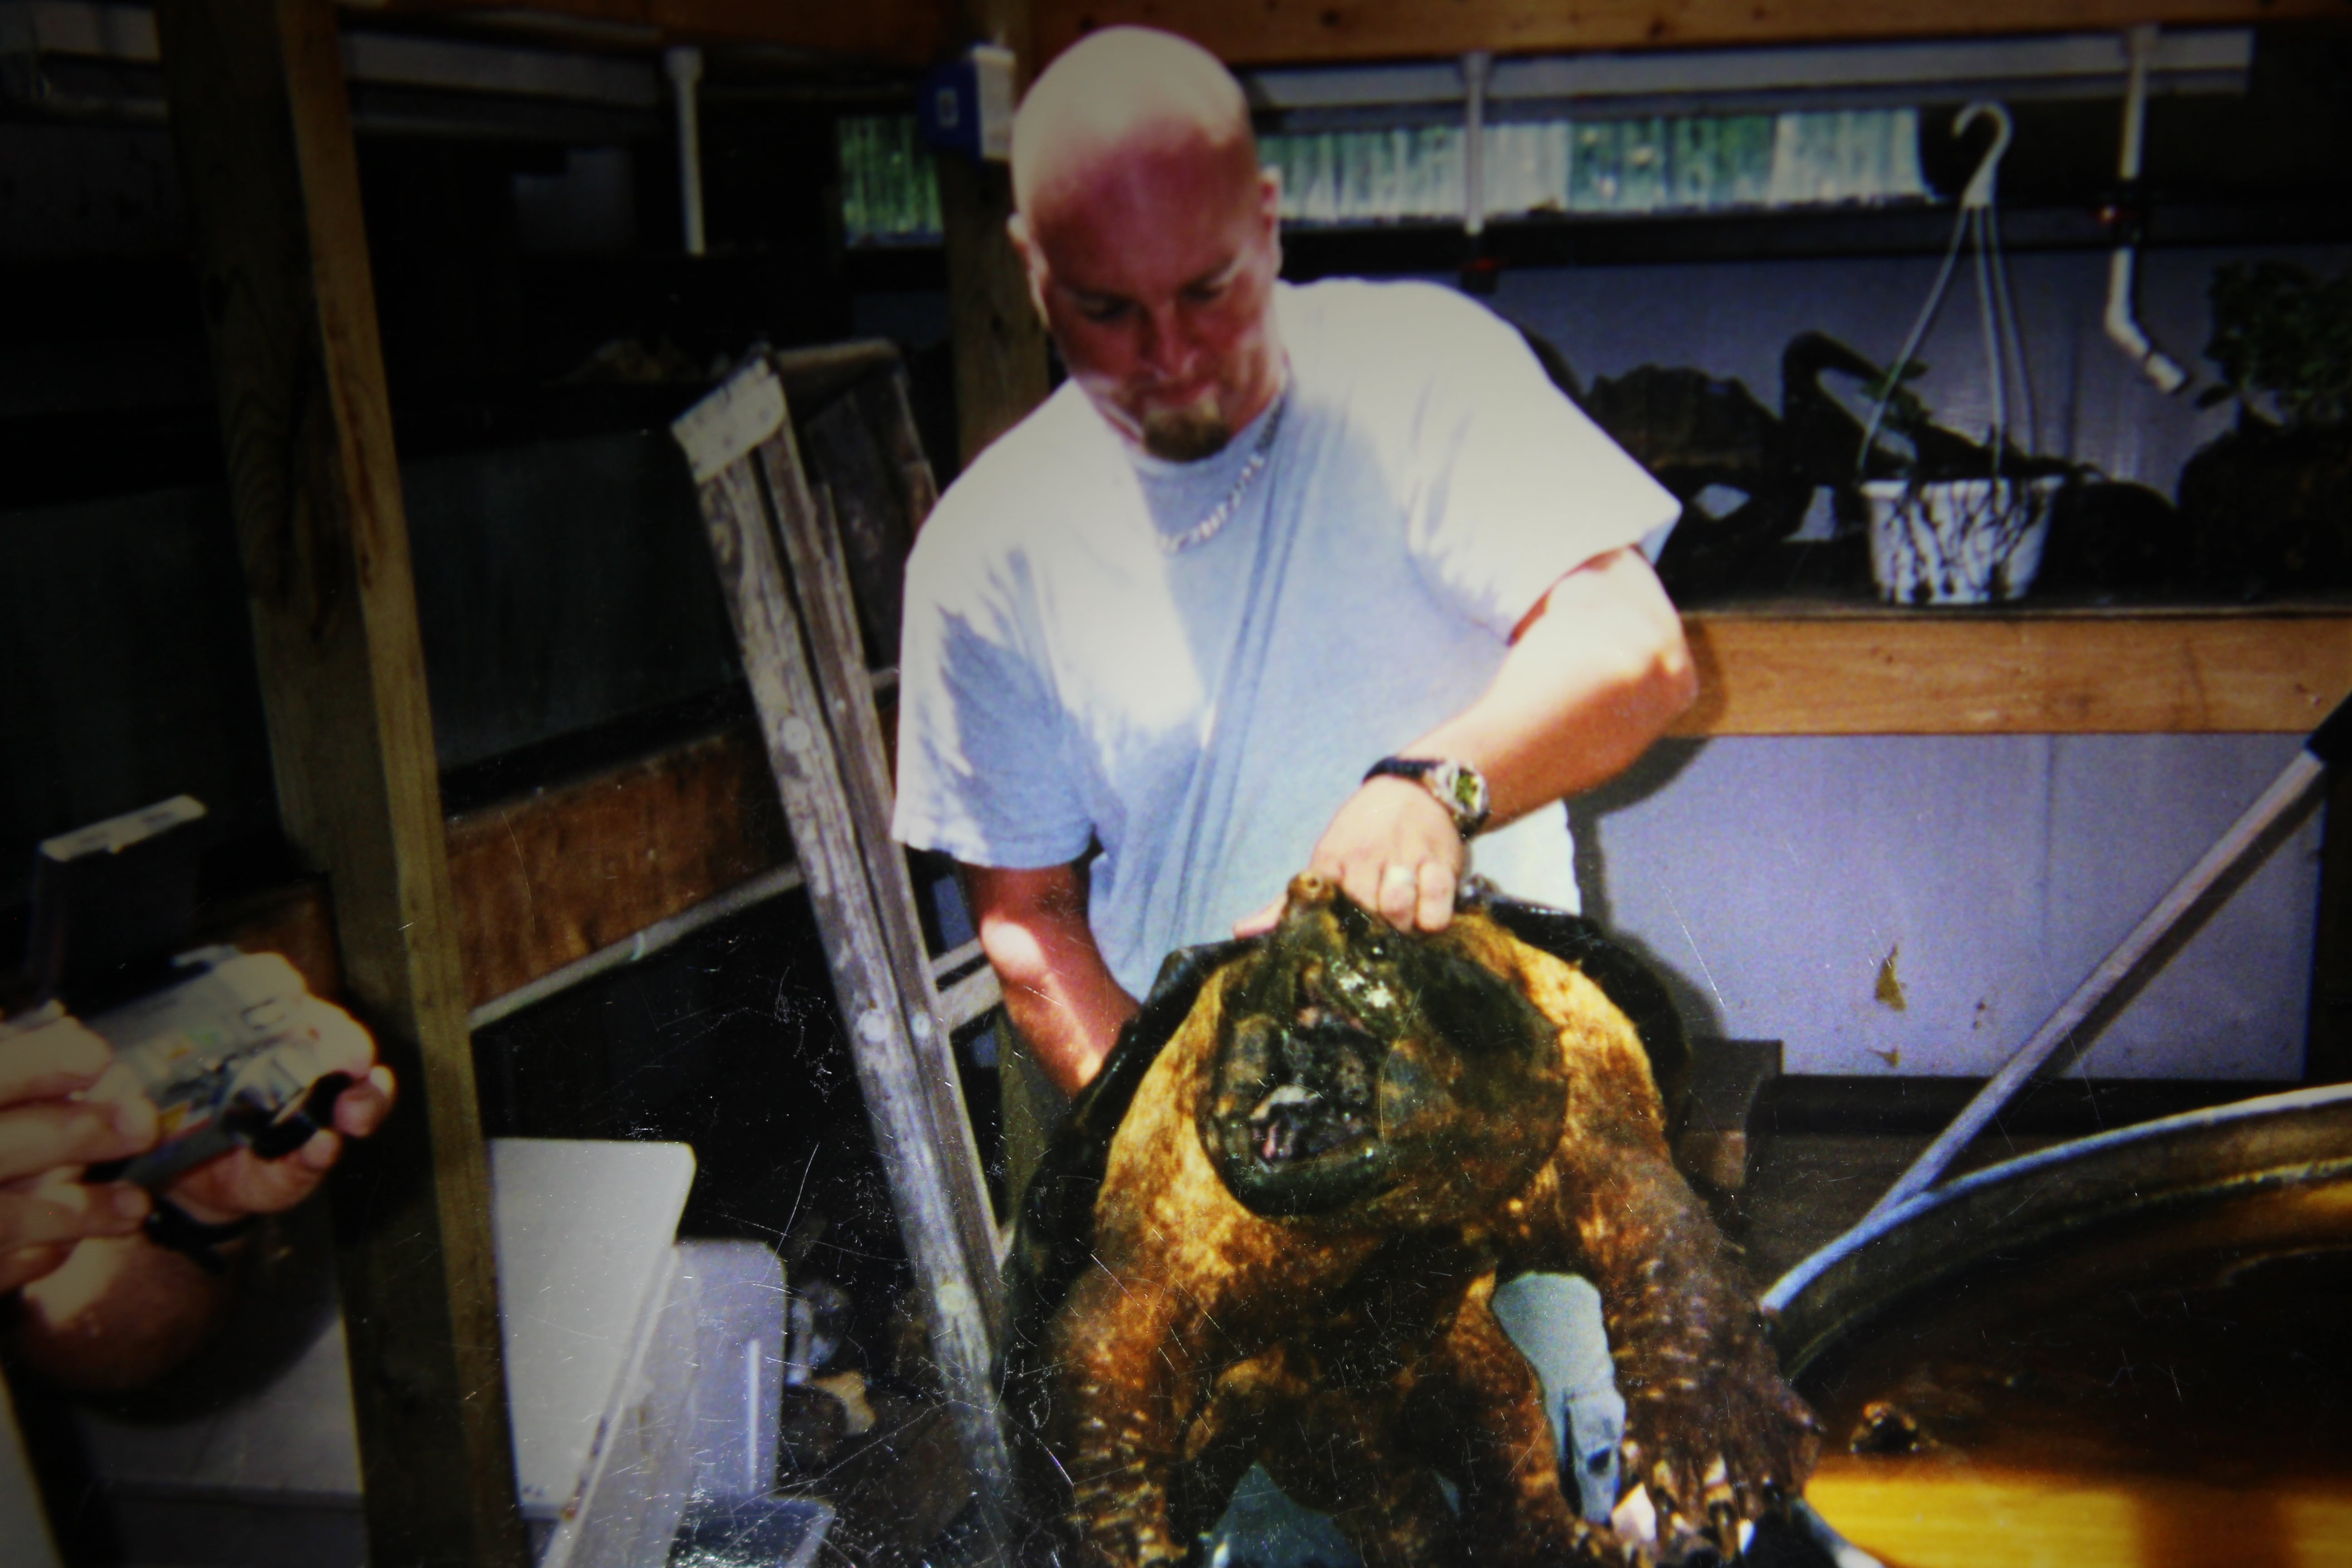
[1035,0,2349,68]
[1676,612,2352,736]
[443,721,791,1007]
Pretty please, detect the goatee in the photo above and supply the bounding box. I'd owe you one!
[1139,392,1231,462]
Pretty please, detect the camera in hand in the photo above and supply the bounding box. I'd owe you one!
[7,797,353,1189]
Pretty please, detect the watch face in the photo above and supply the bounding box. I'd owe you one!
[1430,762,1489,833]
[1449,769,1484,815]
[1367,757,1487,834]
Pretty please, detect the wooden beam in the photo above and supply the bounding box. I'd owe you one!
[150,1,527,1563]
[1676,610,2352,736]
[939,160,1053,468]
[361,0,951,66]
[1034,0,2351,68]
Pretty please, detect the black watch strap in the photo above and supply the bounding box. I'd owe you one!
[143,1196,257,1275]
[1363,756,1492,839]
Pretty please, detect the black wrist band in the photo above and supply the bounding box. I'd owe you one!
[143,1197,257,1275]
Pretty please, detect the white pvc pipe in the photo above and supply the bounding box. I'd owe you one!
[1461,51,1490,236]
[2103,25,2187,393]
[666,46,706,257]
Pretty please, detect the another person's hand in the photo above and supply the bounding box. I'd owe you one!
[0,1009,159,1292]
[165,997,395,1229]
[1234,777,1466,938]
[5,989,393,1392]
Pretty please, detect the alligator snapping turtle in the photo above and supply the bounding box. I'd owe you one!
[1001,874,1818,1567]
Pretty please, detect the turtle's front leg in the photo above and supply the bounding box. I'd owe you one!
[1041,1263,1207,1568]
[1564,1135,1818,1560]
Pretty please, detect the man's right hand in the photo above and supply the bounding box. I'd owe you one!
[0,1009,158,1293]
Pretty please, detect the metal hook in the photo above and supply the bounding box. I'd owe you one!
[1954,101,2013,212]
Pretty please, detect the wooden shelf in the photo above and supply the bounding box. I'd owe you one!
[1676,604,2352,736]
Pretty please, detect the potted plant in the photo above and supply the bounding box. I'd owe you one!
[2178,260,2352,598]
[1854,357,2069,606]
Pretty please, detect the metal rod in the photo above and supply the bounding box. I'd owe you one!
[1862,743,2329,1225]
[665,45,705,256]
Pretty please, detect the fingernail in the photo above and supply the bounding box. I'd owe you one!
[110,1186,150,1220]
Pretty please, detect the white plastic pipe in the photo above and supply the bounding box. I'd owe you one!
[1461,50,1491,236]
[2103,25,2187,393]
[666,46,706,257]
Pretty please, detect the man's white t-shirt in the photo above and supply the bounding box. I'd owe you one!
[892,279,1679,1001]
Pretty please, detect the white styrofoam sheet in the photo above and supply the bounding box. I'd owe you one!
[490,1137,696,1514]
[73,1138,696,1527]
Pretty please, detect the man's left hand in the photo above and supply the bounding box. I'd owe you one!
[1235,776,1464,937]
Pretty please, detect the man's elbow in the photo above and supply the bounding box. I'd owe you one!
[1598,576,1697,742]
[1642,615,1700,729]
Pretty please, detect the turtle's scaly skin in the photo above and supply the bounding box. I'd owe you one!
[1002,875,1818,1568]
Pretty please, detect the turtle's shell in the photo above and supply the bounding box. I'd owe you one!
[998,893,1688,1378]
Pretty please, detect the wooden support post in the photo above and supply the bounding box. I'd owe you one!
[941,0,1050,468]
[150,3,527,1565]
[940,158,1051,469]
[675,361,1017,1553]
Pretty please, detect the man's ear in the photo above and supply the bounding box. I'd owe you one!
[1256,167,1284,266]
[1006,210,1052,325]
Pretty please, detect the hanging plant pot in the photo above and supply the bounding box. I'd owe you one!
[1863,475,2062,605]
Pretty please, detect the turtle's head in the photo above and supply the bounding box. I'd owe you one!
[1200,874,1567,1226]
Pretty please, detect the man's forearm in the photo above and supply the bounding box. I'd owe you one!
[997,955,1138,1098]
[1414,545,1696,826]
[967,862,1140,1096]
[1254,546,1695,935]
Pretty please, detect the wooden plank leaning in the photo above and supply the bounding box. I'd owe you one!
[790,370,1005,1259]
[672,358,1016,1551]
[764,347,1005,1303]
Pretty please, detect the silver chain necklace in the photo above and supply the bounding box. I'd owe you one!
[1155,391,1287,556]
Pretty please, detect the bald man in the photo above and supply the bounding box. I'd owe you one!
[893,27,1692,1098]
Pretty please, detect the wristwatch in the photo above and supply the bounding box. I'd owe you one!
[1363,756,1492,840]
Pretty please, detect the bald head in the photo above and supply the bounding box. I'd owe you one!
[1011,27,1258,228]
[1005,27,1285,461]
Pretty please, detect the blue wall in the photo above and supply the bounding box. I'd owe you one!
[1497,244,2336,1078]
